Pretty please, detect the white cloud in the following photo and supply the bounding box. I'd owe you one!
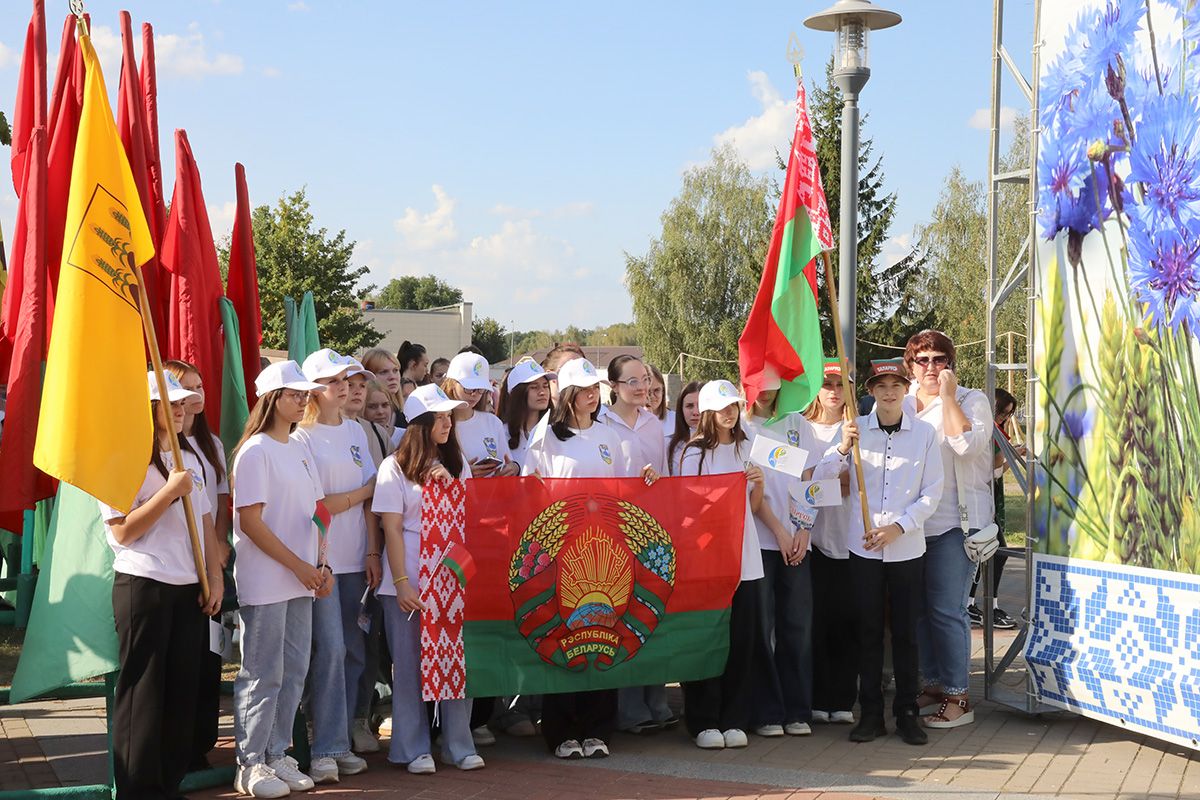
[207,200,237,242]
[394,185,458,249]
[489,201,595,219]
[967,106,1018,133]
[882,233,915,268]
[710,70,796,170]
[459,219,575,281]
[288,1,310,10]
[263,66,282,78]
[154,28,244,79]
[0,40,17,70]
[89,25,124,84]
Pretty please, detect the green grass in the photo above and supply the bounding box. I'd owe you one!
[1003,471,1029,548]
[0,625,25,689]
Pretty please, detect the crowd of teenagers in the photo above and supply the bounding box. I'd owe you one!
[103,328,1023,800]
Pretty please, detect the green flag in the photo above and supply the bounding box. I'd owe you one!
[286,291,321,364]
[219,298,250,461]
[10,484,118,702]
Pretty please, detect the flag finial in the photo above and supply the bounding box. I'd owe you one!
[70,0,87,37]
[788,31,804,78]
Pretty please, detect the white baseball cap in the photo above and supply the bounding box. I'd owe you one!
[148,370,200,403]
[698,380,743,412]
[255,360,327,395]
[506,359,556,391]
[302,348,350,382]
[404,384,466,420]
[340,354,375,380]
[556,358,604,391]
[447,352,491,391]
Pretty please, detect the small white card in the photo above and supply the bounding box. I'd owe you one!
[209,618,234,660]
[749,437,810,479]
[791,479,842,507]
[788,485,819,530]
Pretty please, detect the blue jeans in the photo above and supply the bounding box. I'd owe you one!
[616,685,673,729]
[381,599,475,765]
[917,530,976,695]
[305,572,367,759]
[235,598,312,766]
[753,550,813,725]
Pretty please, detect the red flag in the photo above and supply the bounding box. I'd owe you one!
[162,130,225,431]
[45,13,86,303]
[116,11,167,355]
[140,22,170,333]
[227,163,263,407]
[0,127,55,534]
[10,0,47,195]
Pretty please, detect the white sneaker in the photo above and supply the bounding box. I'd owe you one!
[581,738,609,758]
[785,722,812,736]
[307,757,338,785]
[444,754,486,770]
[335,754,367,775]
[831,710,856,724]
[695,729,725,749]
[811,710,830,723]
[723,728,748,748]
[554,739,584,758]
[754,724,784,737]
[378,716,393,737]
[407,754,436,775]
[235,764,290,799]
[351,718,379,753]
[266,757,314,792]
[472,725,497,746]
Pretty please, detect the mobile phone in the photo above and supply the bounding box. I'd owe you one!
[476,456,503,468]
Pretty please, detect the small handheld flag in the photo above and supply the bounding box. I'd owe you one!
[441,542,476,587]
[313,500,331,564]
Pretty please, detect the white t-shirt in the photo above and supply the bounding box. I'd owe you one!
[599,405,667,477]
[521,422,622,479]
[187,433,229,520]
[390,424,407,448]
[231,433,325,606]
[455,411,512,471]
[745,413,817,552]
[372,456,425,598]
[292,419,378,574]
[661,409,677,444]
[101,450,213,585]
[807,419,852,559]
[678,440,764,582]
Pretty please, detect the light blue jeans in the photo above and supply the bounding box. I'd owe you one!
[305,572,367,759]
[381,599,476,765]
[616,686,674,730]
[235,598,312,766]
[917,530,976,696]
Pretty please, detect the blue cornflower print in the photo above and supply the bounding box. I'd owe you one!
[1128,93,1200,231]
[1128,210,1200,332]
[1077,0,1145,78]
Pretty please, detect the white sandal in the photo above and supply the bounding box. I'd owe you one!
[922,697,975,729]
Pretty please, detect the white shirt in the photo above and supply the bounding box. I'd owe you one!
[455,411,511,471]
[101,450,213,585]
[390,424,407,448]
[510,428,533,471]
[372,455,424,598]
[678,440,764,581]
[660,409,677,445]
[521,422,622,479]
[813,412,944,563]
[599,404,667,477]
[187,433,229,518]
[231,433,325,606]
[807,419,852,559]
[904,385,995,535]
[292,419,378,574]
[745,413,817,552]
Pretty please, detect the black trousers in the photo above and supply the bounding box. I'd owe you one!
[849,553,922,718]
[683,578,764,736]
[810,547,859,713]
[539,690,616,749]
[190,626,221,768]
[112,573,206,800]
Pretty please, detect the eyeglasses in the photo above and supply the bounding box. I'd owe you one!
[617,377,651,390]
[912,355,951,368]
[283,390,312,403]
[647,388,664,400]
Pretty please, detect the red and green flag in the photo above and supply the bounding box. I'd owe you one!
[738,77,833,416]
[442,542,476,587]
[418,474,746,700]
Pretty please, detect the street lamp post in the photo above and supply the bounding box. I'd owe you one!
[804,0,901,370]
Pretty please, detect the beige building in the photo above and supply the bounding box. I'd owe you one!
[359,303,473,361]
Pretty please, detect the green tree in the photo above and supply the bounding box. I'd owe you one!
[806,57,936,379]
[248,188,381,355]
[0,111,10,147]
[377,274,463,310]
[471,316,510,363]
[915,115,1030,400]
[625,143,774,381]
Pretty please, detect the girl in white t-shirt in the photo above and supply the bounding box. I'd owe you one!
[645,363,676,437]
[230,361,333,799]
[500,359,553,472]
[443,352,518,478]
[676,380,772,752]
[374,385,483,774]
[667,381,703,475]
[103,371,221,800]
[293,349,379,782]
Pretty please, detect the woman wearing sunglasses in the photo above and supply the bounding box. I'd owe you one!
[902,330,994,730]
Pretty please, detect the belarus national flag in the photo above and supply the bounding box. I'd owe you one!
[739,77,833,416]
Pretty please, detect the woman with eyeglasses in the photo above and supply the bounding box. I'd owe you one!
[902,330,994,731]
[230,362,334,799]
[292,350,379,783]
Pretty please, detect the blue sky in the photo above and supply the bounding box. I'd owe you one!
[0,0,1035,332]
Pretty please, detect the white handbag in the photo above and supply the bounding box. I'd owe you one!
[955,455,998,563]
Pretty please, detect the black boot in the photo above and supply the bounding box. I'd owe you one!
[848,713,887,742]
[895,710,928,745]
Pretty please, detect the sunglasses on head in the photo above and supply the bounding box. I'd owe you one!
[913,355,951,368]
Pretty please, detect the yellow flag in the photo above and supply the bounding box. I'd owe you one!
[34,33,156,513]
